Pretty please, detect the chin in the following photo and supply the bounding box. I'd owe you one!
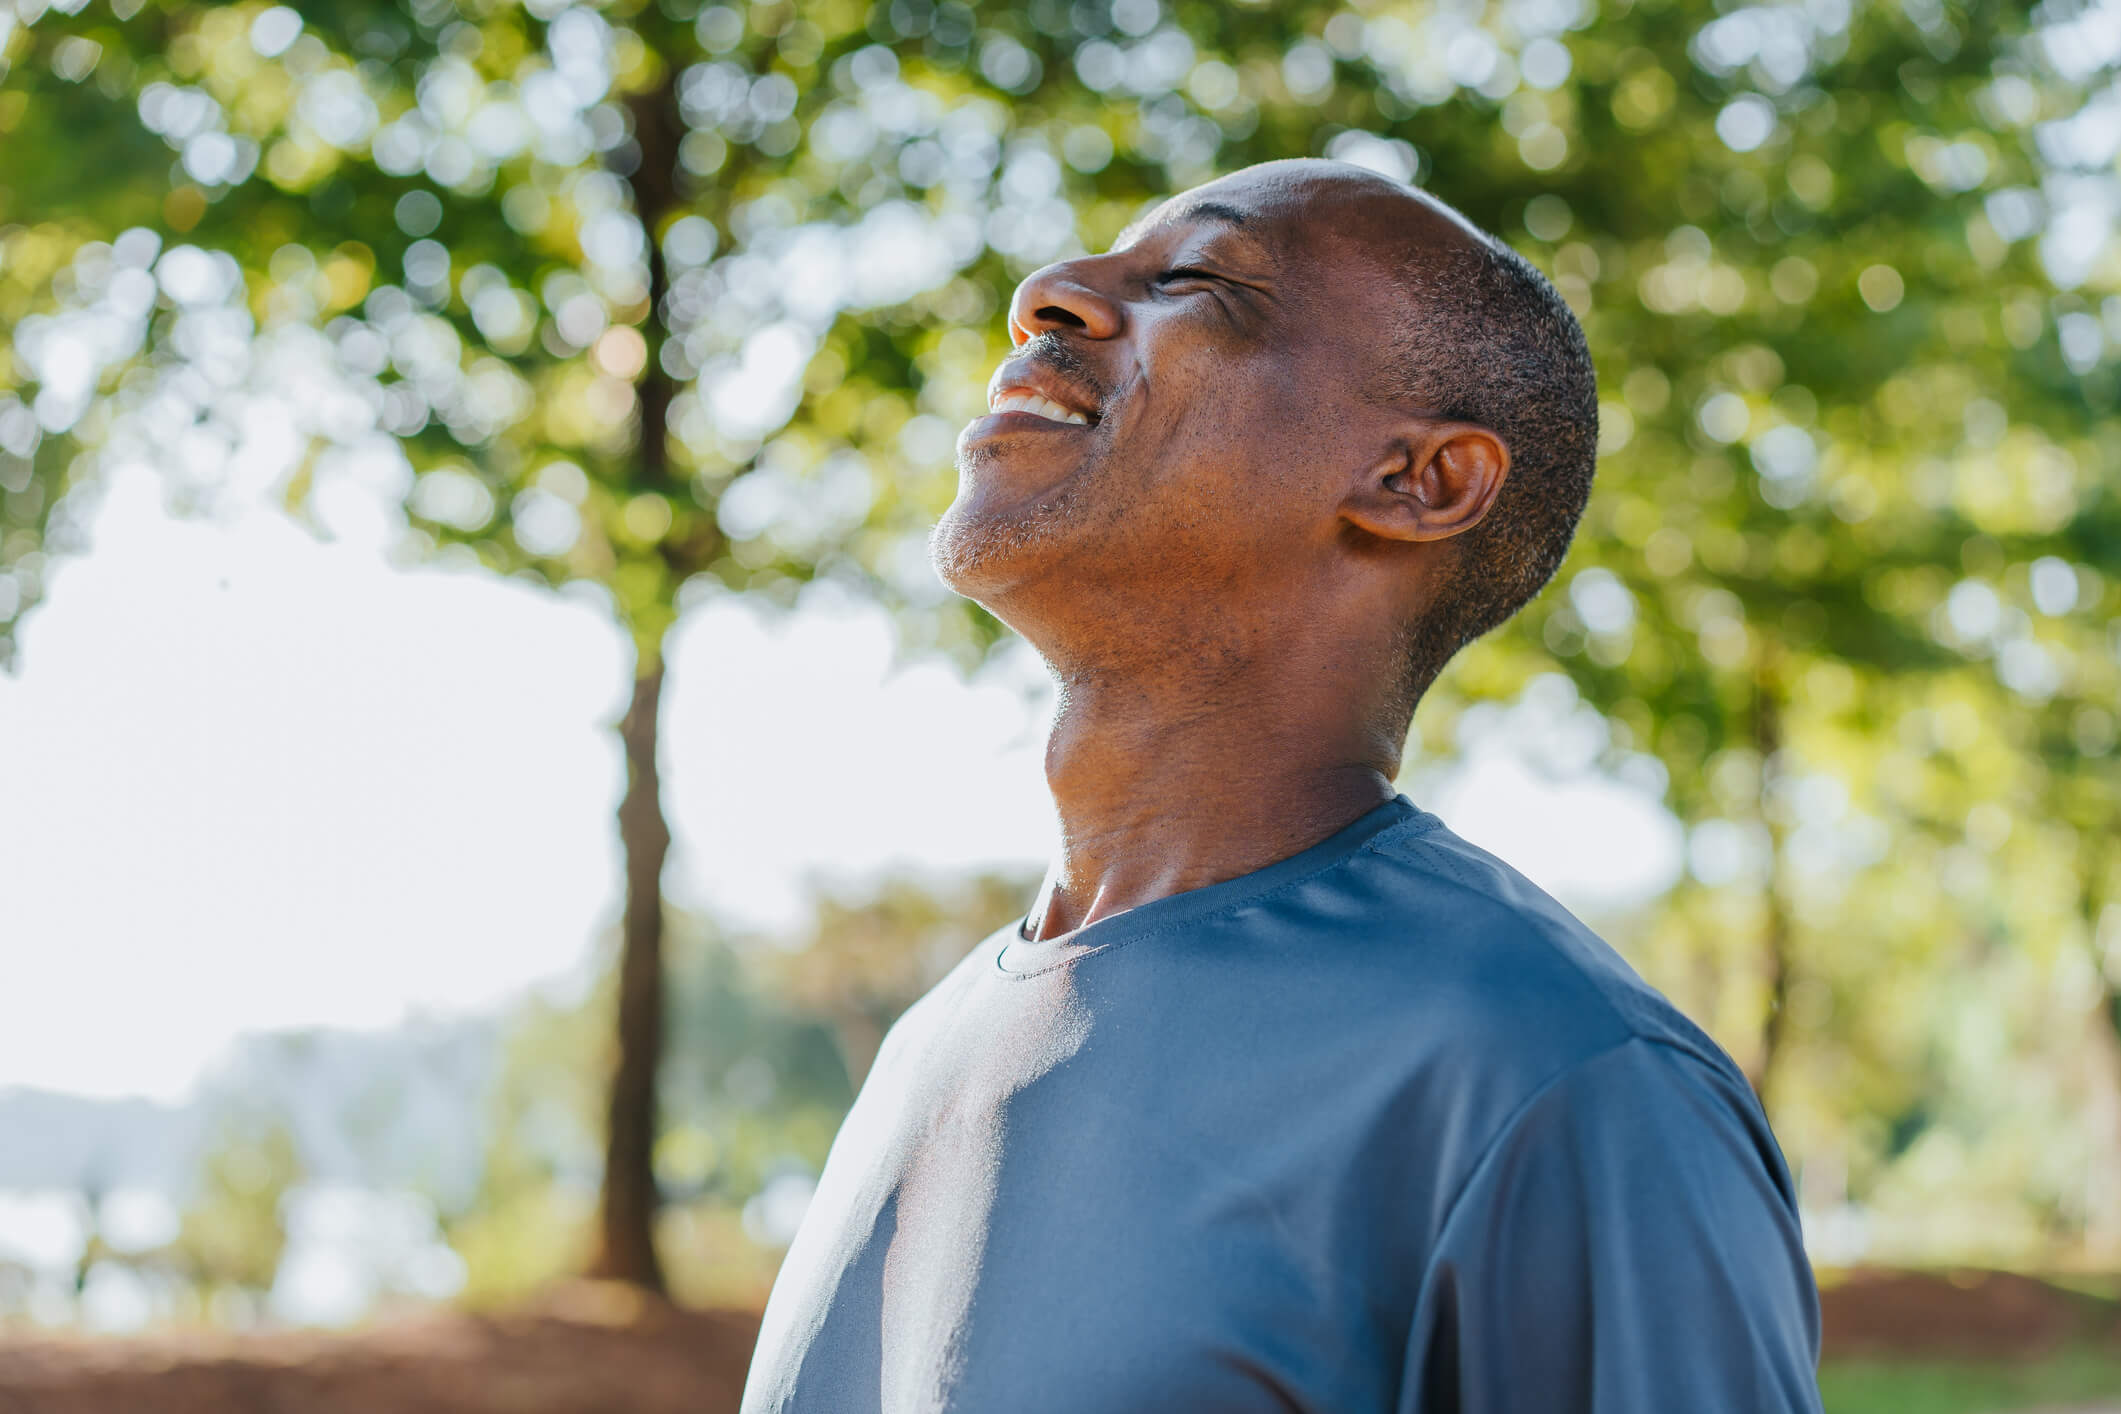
[932,422,1154,627]
[929,495,1037,604]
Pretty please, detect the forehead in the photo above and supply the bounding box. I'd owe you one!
[1115,162,1487,272]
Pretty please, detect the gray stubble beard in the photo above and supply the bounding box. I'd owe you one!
[928,444,1108,601]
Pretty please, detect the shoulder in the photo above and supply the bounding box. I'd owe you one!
[1224,807,1766,1196]
[1333,808,1742,1081]
[1358,815,1792,1194]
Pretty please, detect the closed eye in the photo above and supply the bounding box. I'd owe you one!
[1157,267,1218,285]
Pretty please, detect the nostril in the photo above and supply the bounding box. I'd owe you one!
[1036,305,1087,329]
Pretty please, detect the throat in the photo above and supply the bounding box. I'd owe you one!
[1028,679,1398,940]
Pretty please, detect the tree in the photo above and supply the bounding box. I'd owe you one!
[163,1120,303,1322]
[1,0,963,1291]
[456,906,867,1307]
[5,0,2116,1276]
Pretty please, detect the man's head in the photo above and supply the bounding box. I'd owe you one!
[933,159,1596,725]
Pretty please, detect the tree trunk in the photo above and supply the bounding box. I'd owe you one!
[585,68,687,1296]
[591,661,670,1292]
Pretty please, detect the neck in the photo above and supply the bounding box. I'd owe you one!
[1025,654,1403,941]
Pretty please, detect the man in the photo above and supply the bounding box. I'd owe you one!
[741,160,1822,1412]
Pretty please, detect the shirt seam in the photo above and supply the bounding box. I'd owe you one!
[994,813,1442,981]
[1416,1034,1718,1279]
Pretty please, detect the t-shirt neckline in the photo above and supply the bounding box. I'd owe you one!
[995,794,1430,978]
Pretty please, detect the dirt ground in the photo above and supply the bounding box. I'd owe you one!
[1819,1269,2121,1361]
[0,1283,761,1414]
[0,1269,2116,1411]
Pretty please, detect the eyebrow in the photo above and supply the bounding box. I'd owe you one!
[1115,198,1262,252]
[1174,199,1251,228]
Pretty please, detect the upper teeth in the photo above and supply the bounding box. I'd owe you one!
[991,390,1089,425]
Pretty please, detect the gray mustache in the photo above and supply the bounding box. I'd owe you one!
[1016,334,1107,407]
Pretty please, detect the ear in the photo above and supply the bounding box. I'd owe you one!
[1340,423,1510,545]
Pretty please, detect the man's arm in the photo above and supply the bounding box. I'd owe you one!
[1401,1036,1823,1413]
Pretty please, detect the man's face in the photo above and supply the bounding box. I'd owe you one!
[931,160,1477,651]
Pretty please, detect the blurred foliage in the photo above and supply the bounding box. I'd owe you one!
[3,0,2120,1275]
[0,880,1025,1326]
[772,873,1034,1086]
[450,884,1021,1308]
[159,1119,302,1321]
[445,982,608,1304]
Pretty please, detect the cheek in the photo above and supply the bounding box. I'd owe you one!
[1151,366,1336,494]
[1116,323,1312,471]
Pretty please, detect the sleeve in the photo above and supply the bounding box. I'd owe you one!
[1399,1036,1823,1414]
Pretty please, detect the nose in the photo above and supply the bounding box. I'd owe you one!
[1007,259,1123,346]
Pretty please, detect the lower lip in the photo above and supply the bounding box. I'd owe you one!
[960,410,1095,445]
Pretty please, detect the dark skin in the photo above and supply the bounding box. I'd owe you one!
[932,160,1511,940]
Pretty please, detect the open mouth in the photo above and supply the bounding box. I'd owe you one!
[980,348,1105,431]
[987,389,1092,426]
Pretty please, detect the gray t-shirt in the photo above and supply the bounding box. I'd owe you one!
[741,797,1822,1413]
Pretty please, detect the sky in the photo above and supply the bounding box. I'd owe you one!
[0,468,1680,1103]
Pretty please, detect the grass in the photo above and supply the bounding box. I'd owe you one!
[1820,1351,2121,1413]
